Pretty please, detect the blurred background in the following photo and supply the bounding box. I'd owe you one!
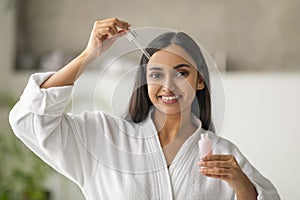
[1,0,299,199]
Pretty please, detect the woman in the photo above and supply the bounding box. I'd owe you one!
[9,18,280,199]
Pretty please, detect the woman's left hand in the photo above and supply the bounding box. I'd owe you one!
[197,154,257,197]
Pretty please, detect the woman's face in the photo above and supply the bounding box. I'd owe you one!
[146,44,204,115]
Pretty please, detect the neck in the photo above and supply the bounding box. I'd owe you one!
[153,108,195,147]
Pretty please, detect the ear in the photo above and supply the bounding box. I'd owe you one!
[196,78,205,90]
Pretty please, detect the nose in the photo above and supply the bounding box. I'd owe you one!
[162,75,176,92]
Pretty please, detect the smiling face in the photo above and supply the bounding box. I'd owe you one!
[147,44,204,115]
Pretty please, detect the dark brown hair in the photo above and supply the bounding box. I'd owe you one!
[127,32,214,131]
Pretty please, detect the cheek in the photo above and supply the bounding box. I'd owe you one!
[147,84,160,99]
[178,78,198,93]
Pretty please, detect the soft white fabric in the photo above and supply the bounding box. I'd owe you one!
[9,72,281,200]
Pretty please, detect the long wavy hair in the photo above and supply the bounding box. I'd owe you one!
[127,32,214,131]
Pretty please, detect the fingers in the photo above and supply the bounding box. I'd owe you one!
[197,154,237,167]
[93,18,131,38]
[196,154,240,179]
[201,154,235,161]
[198,160,230,168]
[199,167,231,176]
[102,18,131,30]
[198,172,229,180]
[196,154,253,191]
[84,18,131,57]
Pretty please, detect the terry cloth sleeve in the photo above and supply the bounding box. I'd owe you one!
[219,139,281,200]
[9,72,100,188]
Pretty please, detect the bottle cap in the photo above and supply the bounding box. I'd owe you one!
[201,133,205,139]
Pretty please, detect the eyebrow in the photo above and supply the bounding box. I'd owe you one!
[173,64,191,69]
[149,64,191,71]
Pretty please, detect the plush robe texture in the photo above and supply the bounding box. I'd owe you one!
[9,72,281,200]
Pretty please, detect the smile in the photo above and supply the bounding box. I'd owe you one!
[159,95,181,104]
[161,95,179,101]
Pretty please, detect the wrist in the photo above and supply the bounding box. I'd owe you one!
[78,49,97,66]
[235,180,257,200]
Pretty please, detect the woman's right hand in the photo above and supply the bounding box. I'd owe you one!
[83,18,131,60]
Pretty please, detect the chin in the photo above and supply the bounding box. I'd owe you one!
[154,104,191,116]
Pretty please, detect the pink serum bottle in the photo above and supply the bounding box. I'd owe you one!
[198,133,213,160]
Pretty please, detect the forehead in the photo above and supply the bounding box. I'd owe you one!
[147,44,197,68]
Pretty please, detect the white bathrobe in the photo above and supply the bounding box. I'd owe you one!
[9,72,280,200]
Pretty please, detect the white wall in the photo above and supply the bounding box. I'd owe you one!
[222,72,300,199]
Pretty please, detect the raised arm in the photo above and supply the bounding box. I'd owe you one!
[9,18,131,188]
[41,18,131,88]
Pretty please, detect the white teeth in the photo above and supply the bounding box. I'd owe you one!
[161,96,178,101]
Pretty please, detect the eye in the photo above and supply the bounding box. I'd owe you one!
[149,72,162,79]
[175,71,189,78]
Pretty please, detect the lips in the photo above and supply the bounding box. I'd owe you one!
[158,94,181,104]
